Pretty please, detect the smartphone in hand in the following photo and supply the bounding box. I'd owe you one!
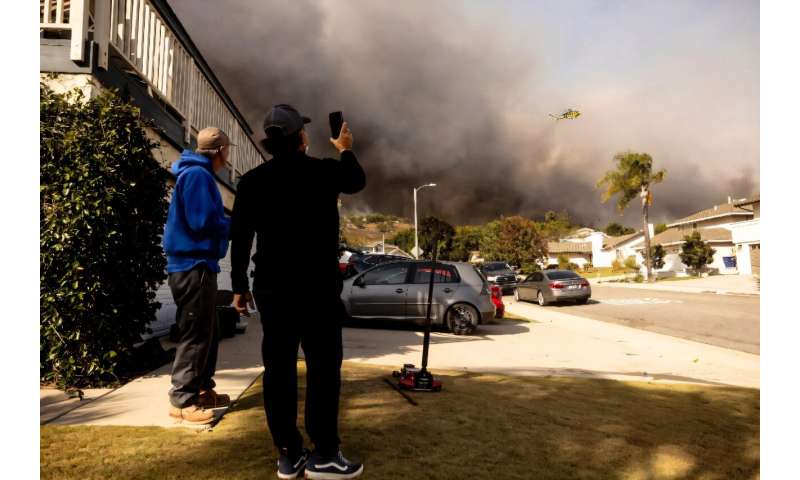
[329,111,344,139]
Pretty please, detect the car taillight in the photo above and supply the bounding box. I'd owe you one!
[549,282,565,289]
[580,280,590,287]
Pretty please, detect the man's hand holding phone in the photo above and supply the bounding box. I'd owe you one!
[330,122,353,153]
[233,291,255,317]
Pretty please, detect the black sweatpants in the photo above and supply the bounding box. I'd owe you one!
[168,264,220,408]
[253,286,345,456]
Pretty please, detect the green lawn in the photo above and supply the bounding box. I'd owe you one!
[41,362,759,479]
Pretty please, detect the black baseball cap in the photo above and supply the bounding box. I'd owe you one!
[263,104,311,137]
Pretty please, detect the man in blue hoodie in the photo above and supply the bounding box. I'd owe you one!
[163,127,232,425]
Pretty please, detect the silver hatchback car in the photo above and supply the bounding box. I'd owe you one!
[514,269,591,306]
[341,260,495,334]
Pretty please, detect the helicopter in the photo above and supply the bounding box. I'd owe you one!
[549,109,581,121]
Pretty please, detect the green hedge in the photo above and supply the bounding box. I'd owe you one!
[40,83,169,388]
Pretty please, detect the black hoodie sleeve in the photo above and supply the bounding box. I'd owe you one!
[336,150,366,194]
[230,174,256,294]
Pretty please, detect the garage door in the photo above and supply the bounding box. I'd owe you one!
[750,244,760,276]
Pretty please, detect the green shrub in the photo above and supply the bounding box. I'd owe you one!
[679,231,716,275]
[40,84,169,388]
[365,213,387,224]
[611,259,624,271]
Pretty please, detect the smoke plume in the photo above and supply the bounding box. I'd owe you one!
[169,0,759,227]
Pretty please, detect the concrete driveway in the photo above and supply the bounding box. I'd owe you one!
[342,303,759,389]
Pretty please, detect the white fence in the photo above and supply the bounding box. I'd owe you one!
[40,0,264,181]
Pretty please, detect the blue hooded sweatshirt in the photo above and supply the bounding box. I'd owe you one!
[163,150,231,273]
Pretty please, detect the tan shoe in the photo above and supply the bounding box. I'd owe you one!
[169,404,215,425]
[198,389,231,408]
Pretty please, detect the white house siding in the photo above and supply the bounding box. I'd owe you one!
[653,242,737,276]
[730,219,760,275]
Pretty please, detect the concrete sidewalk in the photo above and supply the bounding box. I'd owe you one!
[594,274,759,296]
[341,301,759,389]
[41,315,264,428]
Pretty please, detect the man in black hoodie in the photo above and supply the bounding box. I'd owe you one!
[230,104,366,479]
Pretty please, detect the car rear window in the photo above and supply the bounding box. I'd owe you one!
[483,262,511,271]
[413,264,460,284]
[545,271,580,280]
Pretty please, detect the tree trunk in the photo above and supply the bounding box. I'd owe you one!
[641,187,654,282]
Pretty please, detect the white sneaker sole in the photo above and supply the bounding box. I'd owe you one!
[304,465,364,479]
[277,470,302,480]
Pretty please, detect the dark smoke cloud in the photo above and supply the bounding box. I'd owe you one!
[170,0,759,227]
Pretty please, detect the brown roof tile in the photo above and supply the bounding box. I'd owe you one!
[603,232,642,249]
[547,241,593,254]
[668,203,753,227]
[648,227,732,246]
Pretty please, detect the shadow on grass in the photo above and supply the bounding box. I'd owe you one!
[41,362,759,480]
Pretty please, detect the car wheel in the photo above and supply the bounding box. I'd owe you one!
[537,291,548,307]
[446,303,478,335]
[576,297,589,305]
[513,289,520,302]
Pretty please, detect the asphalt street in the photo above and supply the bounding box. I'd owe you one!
[509,285,760,354]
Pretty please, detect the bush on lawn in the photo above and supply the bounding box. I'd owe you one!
[624,256,639,271]
[611,259,624,272]
[40,83,170,388]
[679,231,716,275]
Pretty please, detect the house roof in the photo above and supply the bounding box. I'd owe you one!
[547,241,593,254]
[603,232,643,249]
[564,227,599,240]
[734,193,760,207]
[645,227,732,247]
[667,203,753,227]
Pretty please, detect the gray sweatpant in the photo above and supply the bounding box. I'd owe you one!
[167,264,219,408]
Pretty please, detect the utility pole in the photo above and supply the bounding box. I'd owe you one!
[413,183,437,259]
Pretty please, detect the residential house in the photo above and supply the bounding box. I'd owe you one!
[364,241,413,258]
[547,228,648,269]
[637,196,757,276]
[41,0,264,336]
[729,195,760,276]
[545,240,594,268]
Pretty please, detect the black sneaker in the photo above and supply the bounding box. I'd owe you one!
[305,450,364,479]
[277,447,310,479]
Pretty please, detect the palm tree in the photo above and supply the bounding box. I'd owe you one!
[597,151,666,282]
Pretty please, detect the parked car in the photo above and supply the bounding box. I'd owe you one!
[491,285,505,318]
[341,260,495,334]
[338,246,363,274]
[478,261,518,294]
[513,269,591,306]
[343,253,409,278]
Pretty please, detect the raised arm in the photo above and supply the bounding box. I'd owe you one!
[329,122,366,194]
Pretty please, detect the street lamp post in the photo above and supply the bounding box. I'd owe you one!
[413,183,437,259]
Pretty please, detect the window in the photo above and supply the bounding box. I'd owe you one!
[525,272,543,282]
[413,264,459,284]
[545,271,580,280]
[361,263,410,285]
